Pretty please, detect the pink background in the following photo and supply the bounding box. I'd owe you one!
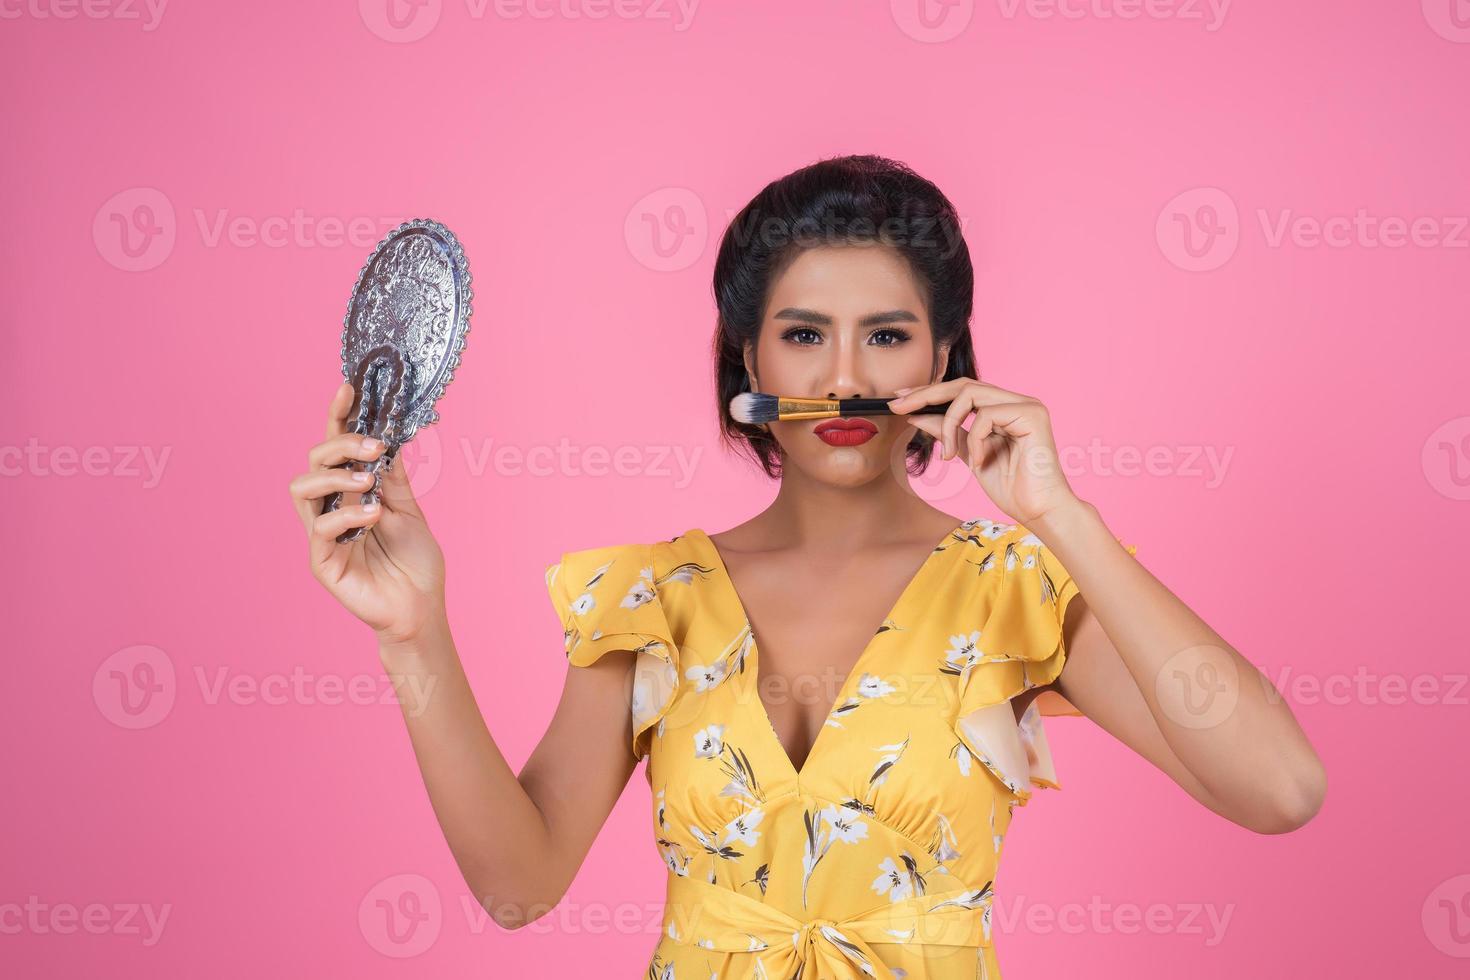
[5,0,1469,975]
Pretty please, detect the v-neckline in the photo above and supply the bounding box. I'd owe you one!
[690,518,969,784]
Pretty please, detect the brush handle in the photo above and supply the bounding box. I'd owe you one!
[840,397,951,416]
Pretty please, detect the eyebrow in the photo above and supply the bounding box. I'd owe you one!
[771,308,921,327]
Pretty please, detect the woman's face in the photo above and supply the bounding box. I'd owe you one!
[744,244,948,487]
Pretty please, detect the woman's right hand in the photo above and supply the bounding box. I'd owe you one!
[288,382,447,646]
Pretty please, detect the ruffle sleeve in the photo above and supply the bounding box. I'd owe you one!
[544,542,680,762]
[950,524,1138,804]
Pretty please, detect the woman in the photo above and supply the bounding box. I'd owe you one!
[288,155,1326,978]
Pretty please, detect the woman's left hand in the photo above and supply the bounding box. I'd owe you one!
[888,378,1080,527]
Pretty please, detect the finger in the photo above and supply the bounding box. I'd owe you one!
[900,413,969,465]
[326,382,355,441]
[889,378,1033,413]
[940,386,981,461]
[309,501,382,568]
[967,418,1007,474]
[968,402,1036,444]
[309,432,388,471]
[289,467,377,529]
[885,378,968,412]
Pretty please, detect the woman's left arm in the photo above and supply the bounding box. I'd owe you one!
[1031,497,1327,835]
[889,377,1328,835]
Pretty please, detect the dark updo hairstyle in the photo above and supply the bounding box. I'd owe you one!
[712,154,978,478]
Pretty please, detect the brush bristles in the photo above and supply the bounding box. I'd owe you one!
[730,391,780,424]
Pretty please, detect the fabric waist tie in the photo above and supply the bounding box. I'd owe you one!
[660,872,993,979]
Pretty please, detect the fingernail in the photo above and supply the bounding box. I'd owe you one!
[353,471,373,483]
[362,501,379,513]
[362,437,381,452]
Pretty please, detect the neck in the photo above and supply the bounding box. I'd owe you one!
[755,466,947,553]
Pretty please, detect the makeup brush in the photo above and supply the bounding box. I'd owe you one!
[731,392,951,424]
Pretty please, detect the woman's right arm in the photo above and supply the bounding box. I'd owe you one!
[289,383,640,930]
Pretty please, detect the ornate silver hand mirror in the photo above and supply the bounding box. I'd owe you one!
[321,218,472,542]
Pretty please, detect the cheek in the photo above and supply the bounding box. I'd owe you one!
[753,353,808,393]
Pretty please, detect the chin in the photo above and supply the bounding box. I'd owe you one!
[788,446,893,486]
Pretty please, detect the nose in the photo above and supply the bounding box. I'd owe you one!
[825,333,867,400]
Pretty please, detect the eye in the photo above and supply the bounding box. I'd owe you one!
[869,327,912,347]
[781,326,823,345]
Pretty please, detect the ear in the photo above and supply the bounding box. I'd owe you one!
[742,343,760,393]
[936,342,951,381]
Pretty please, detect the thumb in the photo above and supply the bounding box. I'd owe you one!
[376,450,424,518]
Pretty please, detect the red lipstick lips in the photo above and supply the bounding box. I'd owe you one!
[814,417,879,447]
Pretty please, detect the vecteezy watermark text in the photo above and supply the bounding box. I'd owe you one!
[0,897,171,946]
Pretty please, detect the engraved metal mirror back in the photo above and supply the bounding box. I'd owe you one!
[322,218,472,542]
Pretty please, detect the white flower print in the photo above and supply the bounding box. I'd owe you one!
[632,676,653,723]
[824,698,860,729]
[869,737,911,788]
[685,660,729,692]
[799,804,869,907]
[570,591,596,616]
[871,852,927,903]
[953,737,1023,795]
[659,840,691,877]
[622,571,656,609]
[854,672,896,699]
[929,811,962,864]
[693,724,725,758]
[723,807,764,848]
[976,519,1014,540]
[929,883,998,943]
[711,741,767,805]
[943,631,984,683]
[821,805,869,845]
[951,740,974,777]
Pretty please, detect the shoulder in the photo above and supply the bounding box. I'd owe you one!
[542,529,710,626]
[543,528,706,583]
[543,536,683,668]
[932,516,1051,572]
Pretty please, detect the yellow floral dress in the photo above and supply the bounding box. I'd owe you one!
[544,516,1137,979]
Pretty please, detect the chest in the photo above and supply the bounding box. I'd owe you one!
[717,548,936,772]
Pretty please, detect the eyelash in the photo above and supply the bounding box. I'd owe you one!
[781,327,912,347]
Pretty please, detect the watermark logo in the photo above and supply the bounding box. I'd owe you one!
[625,187,708,272]
[94,187,176,272]
[891,0,974,42]
[1422,0,1470,43]
[1160,187,1470,269]
[1422,417,1470,501]
[360,0,698,39]
[95,188,408,270]
[389,427,444,499]
[93,645,176,730]
[360,873,443,956]
[359,0,442,42]
[1156,187,1238,272]
[1155,644,1239,729]
[1423,874,1470,957]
